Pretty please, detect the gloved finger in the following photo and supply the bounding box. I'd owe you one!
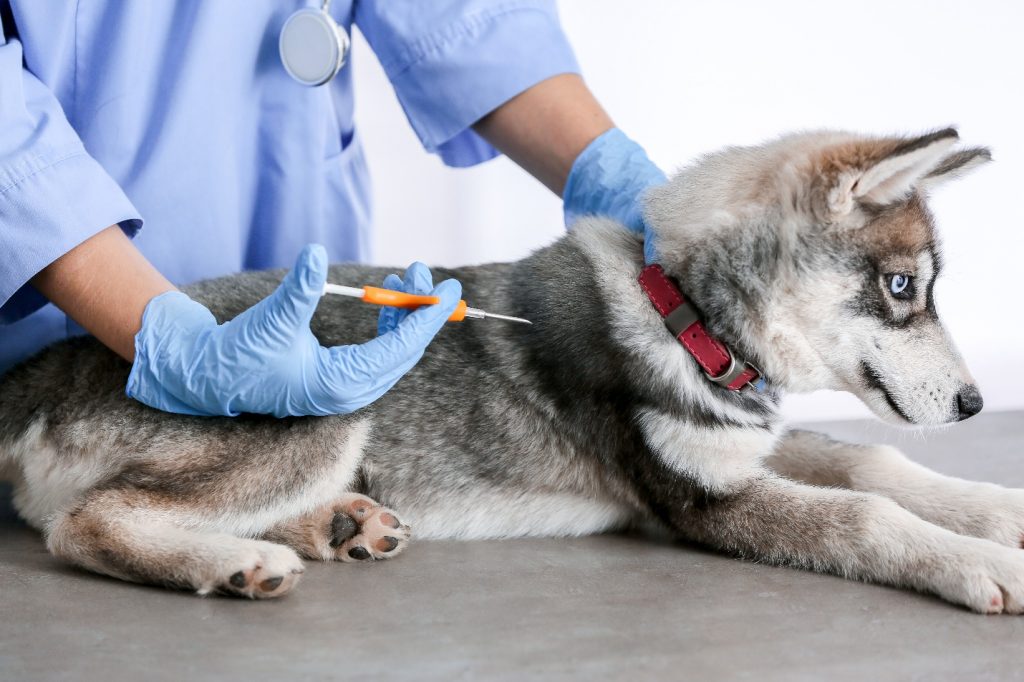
[377,273,404,336]
[377,263,435,336]
[363,278,460,366]
[327,278,462,390]
[249,244,328,345]
[403,261,434,296]
[643,222,660,265]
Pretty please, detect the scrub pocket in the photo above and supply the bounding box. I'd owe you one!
[321,127,373,263]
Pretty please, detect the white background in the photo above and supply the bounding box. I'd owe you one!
[352,0,1024,422]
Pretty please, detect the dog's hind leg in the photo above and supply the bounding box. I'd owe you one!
[47,488,304,598]
[262,493,411,562]
[670,473,1024,613]
[766,429,1024,549]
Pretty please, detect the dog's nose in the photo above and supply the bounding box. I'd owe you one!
[956,385,984,421]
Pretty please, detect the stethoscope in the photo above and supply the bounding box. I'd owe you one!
[279,1,350,86]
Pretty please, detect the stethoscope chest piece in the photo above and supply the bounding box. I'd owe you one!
[279,4,349,87]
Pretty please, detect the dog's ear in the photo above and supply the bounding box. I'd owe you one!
[917,147,992,192]
[825,128,960,220]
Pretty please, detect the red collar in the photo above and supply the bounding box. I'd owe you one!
[638,264,763,393]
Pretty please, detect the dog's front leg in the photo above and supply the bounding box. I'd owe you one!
[670,473,1024,613]
[765,430,1024,548]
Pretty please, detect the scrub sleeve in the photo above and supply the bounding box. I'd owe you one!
[355,0,581,168]
[0,21,141,325]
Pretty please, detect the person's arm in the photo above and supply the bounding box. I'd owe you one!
[30,225,176,361]
[0,13,143,332]
[473,73,667,263]
[352,0,662,243]
[472,73,613,195]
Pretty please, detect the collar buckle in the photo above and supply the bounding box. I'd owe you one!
[705,351,762,393]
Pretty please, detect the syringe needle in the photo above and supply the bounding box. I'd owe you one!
[463,307,531,325]
[480,311,532,325]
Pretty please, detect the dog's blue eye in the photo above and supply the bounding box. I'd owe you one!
[888,274,913,299]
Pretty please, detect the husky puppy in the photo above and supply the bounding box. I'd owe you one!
[2,128,1019,612]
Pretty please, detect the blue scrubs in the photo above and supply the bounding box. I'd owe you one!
[0,0,579,374]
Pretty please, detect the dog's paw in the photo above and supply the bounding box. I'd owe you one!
[210,541,304,599]
[330,493,411,562]
[929,538,1024,614]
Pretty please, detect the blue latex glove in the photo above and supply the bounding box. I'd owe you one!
[377,262,437,337]
[125,244,461,417]
[562,128,667,264]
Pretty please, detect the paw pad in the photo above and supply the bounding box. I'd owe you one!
[331,494,411,563]
[259,576,284,592]
[329,513,358,548]
[350,499,374,516]
[375,536,400,553]
[216,544,304,599]
[348,546,371,561]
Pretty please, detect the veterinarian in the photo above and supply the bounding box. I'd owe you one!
[0,1,664,417]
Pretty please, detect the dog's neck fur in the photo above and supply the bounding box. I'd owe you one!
[643,208,793,398]
[568,219,783,432]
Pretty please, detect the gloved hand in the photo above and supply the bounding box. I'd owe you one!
[562,128,667,264]
[125,244,461,417]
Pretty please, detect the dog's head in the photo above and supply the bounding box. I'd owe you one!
[645,128,990,426]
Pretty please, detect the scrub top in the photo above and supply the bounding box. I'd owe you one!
[0,0,579,374]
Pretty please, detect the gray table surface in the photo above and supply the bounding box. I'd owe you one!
[2,411,1022,681]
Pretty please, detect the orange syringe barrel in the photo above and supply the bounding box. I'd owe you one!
[361,286,468,322]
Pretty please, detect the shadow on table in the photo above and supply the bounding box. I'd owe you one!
[0,481,21,524]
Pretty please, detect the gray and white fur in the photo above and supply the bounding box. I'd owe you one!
[3,128,1023,612]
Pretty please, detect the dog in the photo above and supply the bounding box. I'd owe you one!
[2,127,1020,613]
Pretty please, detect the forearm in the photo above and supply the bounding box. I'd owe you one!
[472,73,613,195]
[30,225,176,361]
